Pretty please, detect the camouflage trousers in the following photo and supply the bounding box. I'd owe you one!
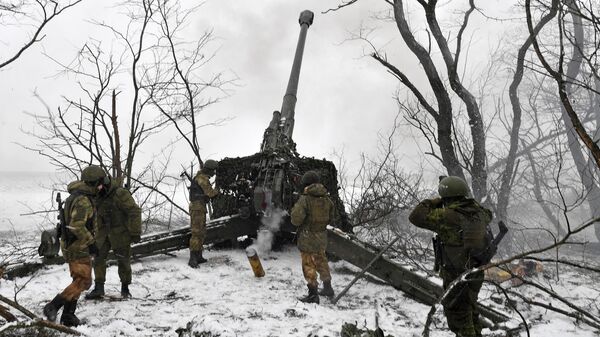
[441,269,484,337]
[93,240,132,285]
[61,257,92,301]
[300,251,331,287]
[189,208,207,252]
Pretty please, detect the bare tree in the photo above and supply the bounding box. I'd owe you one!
[21,0,230,230]
[327,1,491,202]
[518,0,600,240]
[0,0,82,69]
[150,0,233,169]
[526,0,600,169]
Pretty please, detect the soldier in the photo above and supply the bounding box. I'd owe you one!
[188,159,220,268]
[408,176,493,337]
[85,171,141,299]
[43,165,101,326]
[290,171,336,304]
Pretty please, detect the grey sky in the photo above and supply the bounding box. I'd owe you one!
[0,0,510,176]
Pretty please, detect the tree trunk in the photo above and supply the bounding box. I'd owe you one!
[561,0,600,240]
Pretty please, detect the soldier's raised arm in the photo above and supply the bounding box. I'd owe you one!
[196,174,219,198]
[408,198,443,232]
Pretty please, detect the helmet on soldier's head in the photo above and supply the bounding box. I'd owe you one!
[81,165,106,184]
[438,176,470,198]
[203,159,218,170]
[301,171,320,188]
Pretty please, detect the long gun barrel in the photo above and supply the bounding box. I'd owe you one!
[262,10,314,151]
[280,10,313,139]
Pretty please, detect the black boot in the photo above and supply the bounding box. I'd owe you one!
[85,282,105,299]
[43,294,66,322]
[299,285,319,304]
[319,280,335,298]
[188,250,199,268]
[121,283,131,298]
[197,251,207,264]
[60,300,80,327]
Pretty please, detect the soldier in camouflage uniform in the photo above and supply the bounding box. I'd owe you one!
[43,166,101,326]
[291,171,336,304]
[188,159,220,268]
[85,171,141,299]
[409,176,493,337]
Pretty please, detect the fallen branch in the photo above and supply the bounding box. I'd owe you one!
[0,294,82,335]
[0,294,36,319]
[0,319,82,336]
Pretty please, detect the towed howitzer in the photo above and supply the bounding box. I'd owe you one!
[212,10,352,233]
[252,10,313,218]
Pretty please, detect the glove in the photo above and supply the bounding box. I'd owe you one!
[131,235,141,243]
[88,244,99,257]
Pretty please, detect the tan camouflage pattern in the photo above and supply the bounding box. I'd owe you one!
[189,172,219,251]
[300,251,331,287]
[61,181,96,262]
[60,256,93,301]
[189,208,207,252]
[409,197,492,337]
[291,183,335,253]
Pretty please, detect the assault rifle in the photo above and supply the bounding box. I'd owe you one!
[432,236,441,272]
[471,220,509,266]
[56,192,64,241]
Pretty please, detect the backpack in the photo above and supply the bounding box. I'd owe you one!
[469,225,496,266]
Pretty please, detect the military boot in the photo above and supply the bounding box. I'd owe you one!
[43,294,66,321]
[121,283,131,298]
[60,300,80,327]
[299,285,319,304]
[188,250,199,268]
[85,282,105,299]
[319,280,335,298]
[197,250,207,264]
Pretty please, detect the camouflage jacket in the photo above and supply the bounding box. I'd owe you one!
[409,197,492,271]
[190,172,219,212]
[61,181,96,262]
[291,183,335,253]
[94,180,142,249]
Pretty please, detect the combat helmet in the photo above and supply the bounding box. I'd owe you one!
[203,160,218,170]
[81,165,106,184]
[301,171,320,188]
[438,176,470,198]
[201,159,218,175]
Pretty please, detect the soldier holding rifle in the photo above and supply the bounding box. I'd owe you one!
[186,159,220,268]
[43,166,102,326]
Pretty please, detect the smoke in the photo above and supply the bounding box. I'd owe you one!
[249,208,287,256]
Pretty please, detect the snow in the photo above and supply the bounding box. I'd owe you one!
[1,173,600,336]
[1,246,598,336]
[2,248,434,337]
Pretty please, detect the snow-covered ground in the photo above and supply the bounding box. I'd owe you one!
[1,246,599,337]
[1,172,600,336]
